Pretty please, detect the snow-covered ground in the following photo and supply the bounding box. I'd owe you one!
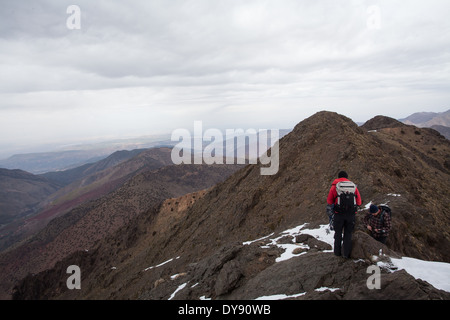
[254,287,340,300]
[243,223,334,263]
[244,222,450,296]
[381,256,450,292]
[255,292,306,300]
[169,282,187,300]
[150,219,449,300]
[143,256,180,271]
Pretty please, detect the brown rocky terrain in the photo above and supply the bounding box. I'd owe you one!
[430,125,450,140]
[0,162,242,299]
[24,148,175,233]
[0,148,174,253]
[7,111,450,300]
[0,169,61,226]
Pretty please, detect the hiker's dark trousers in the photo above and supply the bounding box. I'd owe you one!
[333,212,355,258]
[374,235,387,244]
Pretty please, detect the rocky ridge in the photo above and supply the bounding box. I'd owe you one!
[9,111,450,300]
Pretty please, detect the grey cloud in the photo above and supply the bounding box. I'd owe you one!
[0,0,449,155]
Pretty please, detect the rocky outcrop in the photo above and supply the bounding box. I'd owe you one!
[141,238,450,300]
[350,231,400,260]
[344,268,450,300]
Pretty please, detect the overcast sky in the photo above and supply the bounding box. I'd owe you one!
[0,0,449,157]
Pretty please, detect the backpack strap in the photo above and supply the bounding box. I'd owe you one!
[380,211,385,225]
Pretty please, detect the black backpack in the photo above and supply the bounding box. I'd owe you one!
[335,180,357,214]
[378,205,392,225]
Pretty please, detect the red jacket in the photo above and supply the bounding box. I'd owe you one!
[327,177,362,207]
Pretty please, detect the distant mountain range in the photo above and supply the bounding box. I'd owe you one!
[399,109,450,139]
[0,169,60,226]
[399,109,450,127]
[1,109,446,176]
[0,131,289,252]
[0,130,291,175]
[0,148,173,251]
[2,111,449,300]
[0,134,176,174]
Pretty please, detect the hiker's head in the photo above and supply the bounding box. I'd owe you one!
[369,204,379,215]
[338,171,348,179]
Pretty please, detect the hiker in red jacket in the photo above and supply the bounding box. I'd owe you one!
[327,171,362,258]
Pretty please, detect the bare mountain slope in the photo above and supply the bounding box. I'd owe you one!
[40,149,147,187]
[0,148,174,252]
[0,163,241,299]
[9,111,450,300]
[0,169,61,226]
[30,148,174,223]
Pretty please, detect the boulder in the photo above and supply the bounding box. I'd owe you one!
[214,260,243,296]
[345,269,450,300]
[306,237,332,251]
[350,231,400,260]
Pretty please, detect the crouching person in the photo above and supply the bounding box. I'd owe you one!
[364,204,392,244]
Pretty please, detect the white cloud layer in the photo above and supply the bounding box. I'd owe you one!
[0,0,449,156]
